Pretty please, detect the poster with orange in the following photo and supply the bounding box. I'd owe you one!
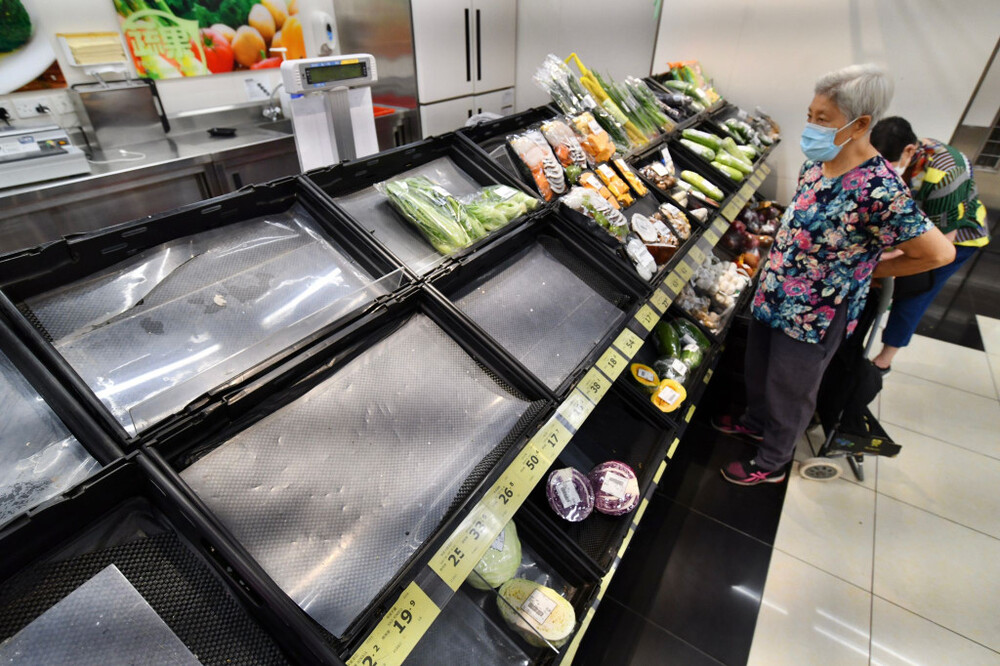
[112,1,305,79]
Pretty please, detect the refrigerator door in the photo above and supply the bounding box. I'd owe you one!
[411,0,475,103]
[472,0,516,94]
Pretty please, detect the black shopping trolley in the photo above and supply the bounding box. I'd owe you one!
[801,278,902,481]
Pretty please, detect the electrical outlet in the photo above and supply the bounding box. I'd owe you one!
[14,97,43,118]
[49,94,75,115]
[0,101,14,123]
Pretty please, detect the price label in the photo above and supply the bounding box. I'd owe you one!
[739,183,754,201]
[347,582,440,666]
[688,245,706,266]
[665,272,684,295]
[703,368,714,384]
[703,229,720,246]
[653,459,667,484]
[578,367,611,404]
[685,404,696,423]
[667,437,681,459]
[713,217,729,234]
[750,172,763,188]
[613,328,643,360]
[558,390,593,430]
[650,288,672,314]
[429,503,506,590]
[531,416,573,459]
[596,346,627,380]
[675,261,694,282]
[760,163,772,177]
[635,304,659,331]
[722,200,740,222]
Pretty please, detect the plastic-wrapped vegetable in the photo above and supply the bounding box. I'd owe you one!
[546,467,594,522]
[674,318,712,351]
[540,118,590,169]
[653,203,691,240]
[589,461,640,516]
[630,363,659,393]
[613,158,648,197]
[561,186,628,239]
[640,162,676,191]
[467,520,522,590]
[651,378,687,412]
[625,235,657,281]
[498,579,576,648]
[630,213,658,243]
[376,176,474,255]
[680,170,724,202]
[569,112,617,162]
[462,184,541,230]
[595,163,634,207]
[653,356,689,384]
[579,171,619,209]
[680,138,716,162]
[509,130,567,201]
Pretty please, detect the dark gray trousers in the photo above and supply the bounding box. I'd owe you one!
[742,303,849,470]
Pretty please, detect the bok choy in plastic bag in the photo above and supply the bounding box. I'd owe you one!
[376,176,483,255]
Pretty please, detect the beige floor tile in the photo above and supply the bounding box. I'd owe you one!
[891,335,995,398]
[977,315,1000,356]
[873,495,1000,652]
[870,598,1000,666]
[748,551,871,666]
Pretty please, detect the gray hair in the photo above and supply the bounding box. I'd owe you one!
[815,64,894,125]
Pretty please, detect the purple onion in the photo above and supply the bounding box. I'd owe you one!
[588,461,640,516]
[546,467,594,522]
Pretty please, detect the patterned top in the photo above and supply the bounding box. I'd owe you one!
[903,138,990,248]
[752,156,932,343]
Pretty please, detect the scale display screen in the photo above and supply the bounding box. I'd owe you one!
[305,61,367,85]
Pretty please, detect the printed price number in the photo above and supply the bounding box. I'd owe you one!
[688,245,706,266]
[531,416,573,459]
[579,367,611,403]
[703,229,720,246]
[650,288,672,314]
[664,272,684,295]
[347,583,439,666]
[558,390,593,430]
[429,503,504,589]
[596,346,627,380]
[712,217,729,234]
[613,328,643,359]
[635,304,659,331]
[675,261,694,282]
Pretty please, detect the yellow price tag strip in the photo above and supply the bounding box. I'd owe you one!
[664,272,684,295]
[760,163,772,177]
[653,459,667,484]
[560,607,597,665]
[347,582,440,666]
[675,261,694,282]
[595,346,627,381]
[531,415,574,460]
[667,436,681,459]
[612,328,643,360]
[685,404,696,423]
[635,304,659,331]
[688,245,706,266]
[650,287,671,314]
[713,217,729,234]
[739,183,754,201]
[703,367,714,384]
[722,200,741,222]
[703,229,719,246]
[558,389,594,430]
[578,367,612,404]
[634,497,650,525]
[429,501,507,590]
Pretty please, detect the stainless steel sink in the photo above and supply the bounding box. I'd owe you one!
[258,118,293,135]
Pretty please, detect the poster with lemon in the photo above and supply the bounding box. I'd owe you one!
[112,0,305,78]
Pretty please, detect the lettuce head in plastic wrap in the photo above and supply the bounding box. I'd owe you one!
[466,520,522,590]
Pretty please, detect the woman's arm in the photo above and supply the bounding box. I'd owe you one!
[873,226,955,277]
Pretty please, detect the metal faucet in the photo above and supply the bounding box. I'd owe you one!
[262,82,284,122]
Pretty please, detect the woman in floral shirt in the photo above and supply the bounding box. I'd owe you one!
[713,64,954,486]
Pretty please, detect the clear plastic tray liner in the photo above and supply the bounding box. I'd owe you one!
[0,564,200,665]
[335,157,485,276]
[0,349,100,529]
[453,242,623,390]
[180,314,531,637]
[25,206,388,435]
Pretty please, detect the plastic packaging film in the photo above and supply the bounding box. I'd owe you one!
[180,314,531,638]
[24,206,388,435]
[0,348,100,529]
[453,242,623,390]
[334,157,486,276]
[0,564,200,665]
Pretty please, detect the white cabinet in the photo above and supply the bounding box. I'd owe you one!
[411,0,516,104]
[419,87,515,138]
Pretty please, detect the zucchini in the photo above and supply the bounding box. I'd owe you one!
[681,128,722,152]
[711,161,743,181]
[680,170,724,202]
[662,80,695,95]
[654,321,681,357]
[679,138,716,161]
[724,118,750,143]
[715,151,752,175]
[720,137,753,169]
[737,145,758,161]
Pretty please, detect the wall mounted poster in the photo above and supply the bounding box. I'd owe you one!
[0,0,68,94]
[113,0,306,78]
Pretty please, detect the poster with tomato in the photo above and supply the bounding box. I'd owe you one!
[112,1,305,79]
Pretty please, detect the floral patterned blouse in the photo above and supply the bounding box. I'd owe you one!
[752,156,932,343]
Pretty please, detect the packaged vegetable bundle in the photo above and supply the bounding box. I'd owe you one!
[508,130,567,202]
[540,118,590,169]
[560,186,628,240]
[613,158,648,197]
[595,163,634,207]
[461,184,541,231]
[569,112,619,162]
[578,171,619,209]
[376,176,480,255]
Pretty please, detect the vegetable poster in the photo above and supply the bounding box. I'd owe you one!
[0,0,68,94]
[113,1,306,79]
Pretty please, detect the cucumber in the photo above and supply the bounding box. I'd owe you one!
[681,128,722,152]
[662,80,695,95]
[674,318,711,351]
[715,151,752,175]
[720,137,753,169]
[680,170,723,202]
[711,161,743,181]
[679,138,716,161]
[654,320,681,357]
[737,145,758,161]
[724,118,750,143]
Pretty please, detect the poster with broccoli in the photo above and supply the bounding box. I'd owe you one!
[113,1,306,79]
[0,0,68,94]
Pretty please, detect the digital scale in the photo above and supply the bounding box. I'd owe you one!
[280,54,379,171]
[0,125,91,189]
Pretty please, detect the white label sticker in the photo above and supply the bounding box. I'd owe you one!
[521,589,558,626]
[637,367,657,383]
[597,164,616,179]
[658,384,681,404]
[601,471,629,500]
[491,184,519,200]
[651,162,670,178]
[583,95,597,110]
[683,342,700,354]
[653,221,673,239]
[491,530,505,552]
[671,358,688,375]
[554,480,581,509]
[588,119,602,133]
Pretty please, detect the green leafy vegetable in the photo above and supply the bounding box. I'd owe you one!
[0,0,31,53]
[466,521,522,590]
[378,177,473,255]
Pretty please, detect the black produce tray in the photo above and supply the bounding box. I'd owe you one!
[457,106,560,184]
[669,130,742,196]
[626,145,716,226]
[142,285,555,654]
[304,133,544,278]
[428,213,641,399]
[0,177,406,447]
[518,390,673,576]
[0,456,298,665]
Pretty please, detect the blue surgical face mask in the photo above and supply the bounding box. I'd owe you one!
[800,118,858,162]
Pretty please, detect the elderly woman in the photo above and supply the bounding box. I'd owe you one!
[713,64,954,486]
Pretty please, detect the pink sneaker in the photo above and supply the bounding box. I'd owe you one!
[711,414,763,441]
[720,459,787,486]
